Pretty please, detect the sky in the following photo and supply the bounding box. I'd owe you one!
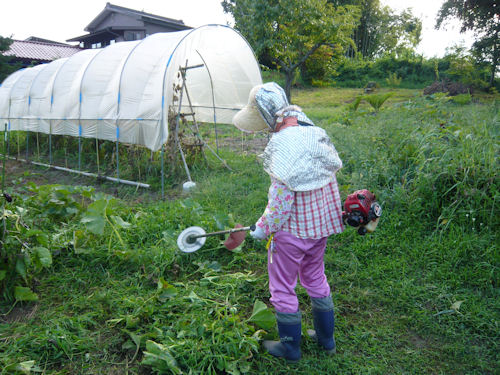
[0,0,474,58]
[381,0,474,56]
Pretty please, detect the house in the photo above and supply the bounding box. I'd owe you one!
[3,38,82,67]
[66,2,192,49]
[1,3,191,71]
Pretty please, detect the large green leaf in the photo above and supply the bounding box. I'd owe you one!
[25,229,49,247]
[34,247,52,268]
[213,212,235,230]
[249,300,275,330]
[81,214,105,235]
[81,196,119,235]
[157,277,178,302]
[14,286,38,301]
[15,258,27,281]
[111,215,131,229]
[2,360,36,374]
[87,197,109,213]
[142,340,181,375]
[0,270,6,281]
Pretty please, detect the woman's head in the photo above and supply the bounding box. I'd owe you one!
[233,82,314,132]
[232,82,289,132]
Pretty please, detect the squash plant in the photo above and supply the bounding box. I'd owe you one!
[0,184,94,302]
[0,183,131,303]
[0,204,52,302]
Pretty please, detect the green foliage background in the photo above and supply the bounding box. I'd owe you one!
[0,36,20,83]
[306,50,497,90]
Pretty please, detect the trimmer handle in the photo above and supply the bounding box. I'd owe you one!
[189,224,256,240]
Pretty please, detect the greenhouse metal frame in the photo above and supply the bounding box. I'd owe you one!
[0,25,262,196]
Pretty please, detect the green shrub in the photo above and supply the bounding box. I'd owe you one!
[450,93,472,105]
[332,55,437,88]
[362,92,394,111]
[330,51,490,91]
[350,92,394,112]
[301,45,336,84]
[389,100,497,230]
[311,78,334,87]
[386,72,402,87]
[260,69,286,87]
[350,96,363,111]
[442,46,489,90]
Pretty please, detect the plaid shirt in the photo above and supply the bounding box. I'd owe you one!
[256,176,344,239]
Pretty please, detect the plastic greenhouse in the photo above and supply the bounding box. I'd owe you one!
[0,25,262,190]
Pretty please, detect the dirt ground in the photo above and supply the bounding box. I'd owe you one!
[3,159,160,202]
[215,134,268,154]
[1,132,269,202]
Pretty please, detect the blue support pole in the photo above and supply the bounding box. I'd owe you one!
[116,127,120,182]
[78,125,82,170]
[160,94,165,199]
[7,122,10,156]
[2,123,6,191]
[25,131,29,161]
[49,123,52,165]
[161,145,164,199]
[2,123,7,241]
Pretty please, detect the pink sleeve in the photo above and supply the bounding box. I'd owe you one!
[256,179,295,236]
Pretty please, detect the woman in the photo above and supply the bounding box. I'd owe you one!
[232,82,344,361]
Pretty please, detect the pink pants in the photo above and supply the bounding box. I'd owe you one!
[268,230,331,313]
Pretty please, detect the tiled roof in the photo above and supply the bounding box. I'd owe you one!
[3,40,82,61]
[25,36,69,45]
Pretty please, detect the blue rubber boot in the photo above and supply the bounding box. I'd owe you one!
[263,311,302,362]
[307,296,336,355]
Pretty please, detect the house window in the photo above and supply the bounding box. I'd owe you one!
[124,31,134,41]
[124,31,144,41]
[110,39,116,44]
[79,42,84,48]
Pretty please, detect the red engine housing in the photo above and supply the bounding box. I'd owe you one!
[342,189,381,234]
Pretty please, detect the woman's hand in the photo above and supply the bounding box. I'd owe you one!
[250,225,266,240]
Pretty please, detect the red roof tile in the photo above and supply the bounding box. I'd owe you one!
[3,40,82,61]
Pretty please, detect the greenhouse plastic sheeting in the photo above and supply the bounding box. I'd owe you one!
[0,25,262,151]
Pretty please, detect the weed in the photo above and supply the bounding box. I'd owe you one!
[386,72,402,87]
[0,88,498,374]
[362,92,395,112]
[450,93,472,105]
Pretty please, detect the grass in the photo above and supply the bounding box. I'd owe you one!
[0,87,498,374]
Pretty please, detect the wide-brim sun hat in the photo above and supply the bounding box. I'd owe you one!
[232,84,268,132]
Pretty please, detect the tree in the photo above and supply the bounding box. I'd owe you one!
[332,0,422,59]
[436,0,499,87]
[222,0,360,100]
[0,36,19,83]
[377,8,422,57]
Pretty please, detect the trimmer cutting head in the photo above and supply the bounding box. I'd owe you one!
[177,224,254,253]
[223,223,246,250]
[177,226,206,253]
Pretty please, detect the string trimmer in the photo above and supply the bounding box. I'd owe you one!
[342,189,382,235]
[177,224,256,253]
